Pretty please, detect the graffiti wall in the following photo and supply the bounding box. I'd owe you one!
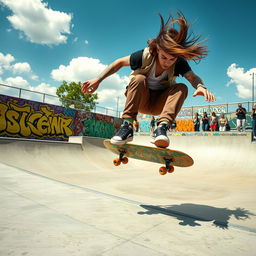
[0,95,122,140]
[73,111,122,138]
[137,115,253,132]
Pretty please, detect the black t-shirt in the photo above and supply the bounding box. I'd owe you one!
[236,108,246,119]
[150,119,155,127]
[130,49,192,77]
[202,116,209,124]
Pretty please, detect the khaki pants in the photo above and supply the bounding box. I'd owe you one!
[236,119,246,132]
[122,75,188,124]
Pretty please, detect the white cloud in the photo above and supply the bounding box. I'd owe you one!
[12,62,31,74]
[1,52,130,111]
[0,52,55,100]
[32,82,56,95]
[236,85,251,99]
[51,56,130,88]
[0,75,58,103]
[226,63,256,99]
[11,62,38,80]
[3,76,56,94]
[1,0,72,45]
[51,57,105,82]
[84,40,89,45]
[5,76,29,88]
[0,52,15,69]
[97,88,126,109]
[0,52,38,80]
[51,56,130,109]
[31,74,39,80]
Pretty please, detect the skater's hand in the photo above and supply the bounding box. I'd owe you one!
[81,79,100,94]
[193,87,216,102]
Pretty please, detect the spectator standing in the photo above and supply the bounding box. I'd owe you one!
[225,118,231,131]
[236,103,246,132]
[251,104,256,139]
[219,113,228,132]
[210,112,218,131]
[150,116,156,134]
[193,112,200,131]
[133,119,140,132]
[202,112,209,131]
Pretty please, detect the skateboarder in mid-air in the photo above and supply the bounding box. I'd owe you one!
[81,12,216,148]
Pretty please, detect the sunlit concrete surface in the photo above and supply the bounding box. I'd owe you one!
[0,133,255,255]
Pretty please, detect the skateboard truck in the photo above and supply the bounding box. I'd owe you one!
[119,150,126,161]
[164,157,172,170]
[113,149,129,166]
[159,157,175,175]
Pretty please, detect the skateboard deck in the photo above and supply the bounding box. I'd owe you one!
[103,139,194,175]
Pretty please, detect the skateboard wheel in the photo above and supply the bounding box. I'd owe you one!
[159,167,167,175]
[121,157,128,164]
[167,165,174,173]
[113,158,121,166]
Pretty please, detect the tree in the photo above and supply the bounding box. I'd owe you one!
[56,81,98,111]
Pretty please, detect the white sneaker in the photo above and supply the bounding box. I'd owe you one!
[150,123,170,148]
[110,121,134,145]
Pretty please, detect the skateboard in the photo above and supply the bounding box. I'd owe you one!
[103,139,194,175]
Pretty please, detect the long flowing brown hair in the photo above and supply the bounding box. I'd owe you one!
[148,12,208,62]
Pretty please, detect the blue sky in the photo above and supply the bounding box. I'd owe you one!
[0,0,256,111]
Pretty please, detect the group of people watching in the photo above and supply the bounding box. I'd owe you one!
[193,112,229,132]
[193,103,256,135]
[150,103,256,136]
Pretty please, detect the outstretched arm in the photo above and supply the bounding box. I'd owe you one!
[184,71,216,102]
[81,56,130,95]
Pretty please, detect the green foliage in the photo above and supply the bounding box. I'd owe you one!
[56,81,98,111]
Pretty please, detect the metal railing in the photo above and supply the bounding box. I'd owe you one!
[0,83,122,118]
[177,102,255,119]
[1,83,255,121]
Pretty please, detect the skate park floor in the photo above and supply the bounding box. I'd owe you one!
[0,133,256,256]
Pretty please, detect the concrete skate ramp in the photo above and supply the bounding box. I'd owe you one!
[0,134,256,229]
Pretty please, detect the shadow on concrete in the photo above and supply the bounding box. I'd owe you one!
[138,203,255,229]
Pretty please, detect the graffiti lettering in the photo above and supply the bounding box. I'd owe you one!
[0,101,73,139]
[82,120,115,138]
